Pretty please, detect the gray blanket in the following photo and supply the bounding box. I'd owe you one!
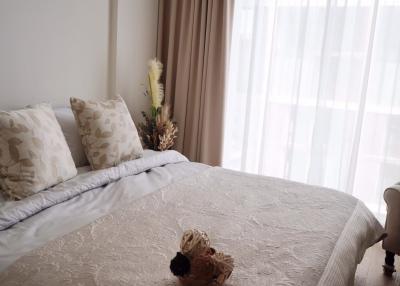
[0,150,188,230]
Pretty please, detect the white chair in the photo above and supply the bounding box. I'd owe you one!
[383,184,400,276]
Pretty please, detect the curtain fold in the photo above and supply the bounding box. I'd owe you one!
[223,0,400,220]
[157,0,233,165]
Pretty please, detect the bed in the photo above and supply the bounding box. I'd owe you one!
[0,150,384,286]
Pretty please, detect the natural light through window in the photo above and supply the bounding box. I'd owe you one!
[223,0,400,221]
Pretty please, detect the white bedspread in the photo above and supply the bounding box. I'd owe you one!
[0,152,384,286]
[0,150,208,271]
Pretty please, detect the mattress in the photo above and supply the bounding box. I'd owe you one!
[0,151,384,285]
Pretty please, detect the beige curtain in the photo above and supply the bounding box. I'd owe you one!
[157,0,233,165]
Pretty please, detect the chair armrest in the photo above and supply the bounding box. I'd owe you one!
[383,185,400,254]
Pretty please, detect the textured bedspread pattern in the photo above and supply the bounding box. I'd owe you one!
[0,163,384,285]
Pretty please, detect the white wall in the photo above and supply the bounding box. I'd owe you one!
[0,0,158,123]
[116,0,158,123]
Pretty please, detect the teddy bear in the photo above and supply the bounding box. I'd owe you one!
[170,229,234,286]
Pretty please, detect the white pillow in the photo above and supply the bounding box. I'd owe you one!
[70,96,143,170]
[0,104,77,199]
[53,107,89,167]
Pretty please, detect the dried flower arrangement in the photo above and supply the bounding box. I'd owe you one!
[138,59,178,151]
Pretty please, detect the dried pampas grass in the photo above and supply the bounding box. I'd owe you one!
[138,59,178,151]
[148,59,164,113]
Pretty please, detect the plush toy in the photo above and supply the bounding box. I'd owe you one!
[170,229,234,286]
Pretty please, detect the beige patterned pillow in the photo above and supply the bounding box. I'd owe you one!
[0,104,77,200]
[70,96,143,170]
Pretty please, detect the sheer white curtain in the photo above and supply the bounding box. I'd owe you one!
[223,0,400,220]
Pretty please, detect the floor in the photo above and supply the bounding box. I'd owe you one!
[355,243,400,286]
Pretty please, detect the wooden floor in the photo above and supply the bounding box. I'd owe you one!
[355,243,400,286]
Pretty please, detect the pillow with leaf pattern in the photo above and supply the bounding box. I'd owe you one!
[0,104,77,200]
[70,95,143,170]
